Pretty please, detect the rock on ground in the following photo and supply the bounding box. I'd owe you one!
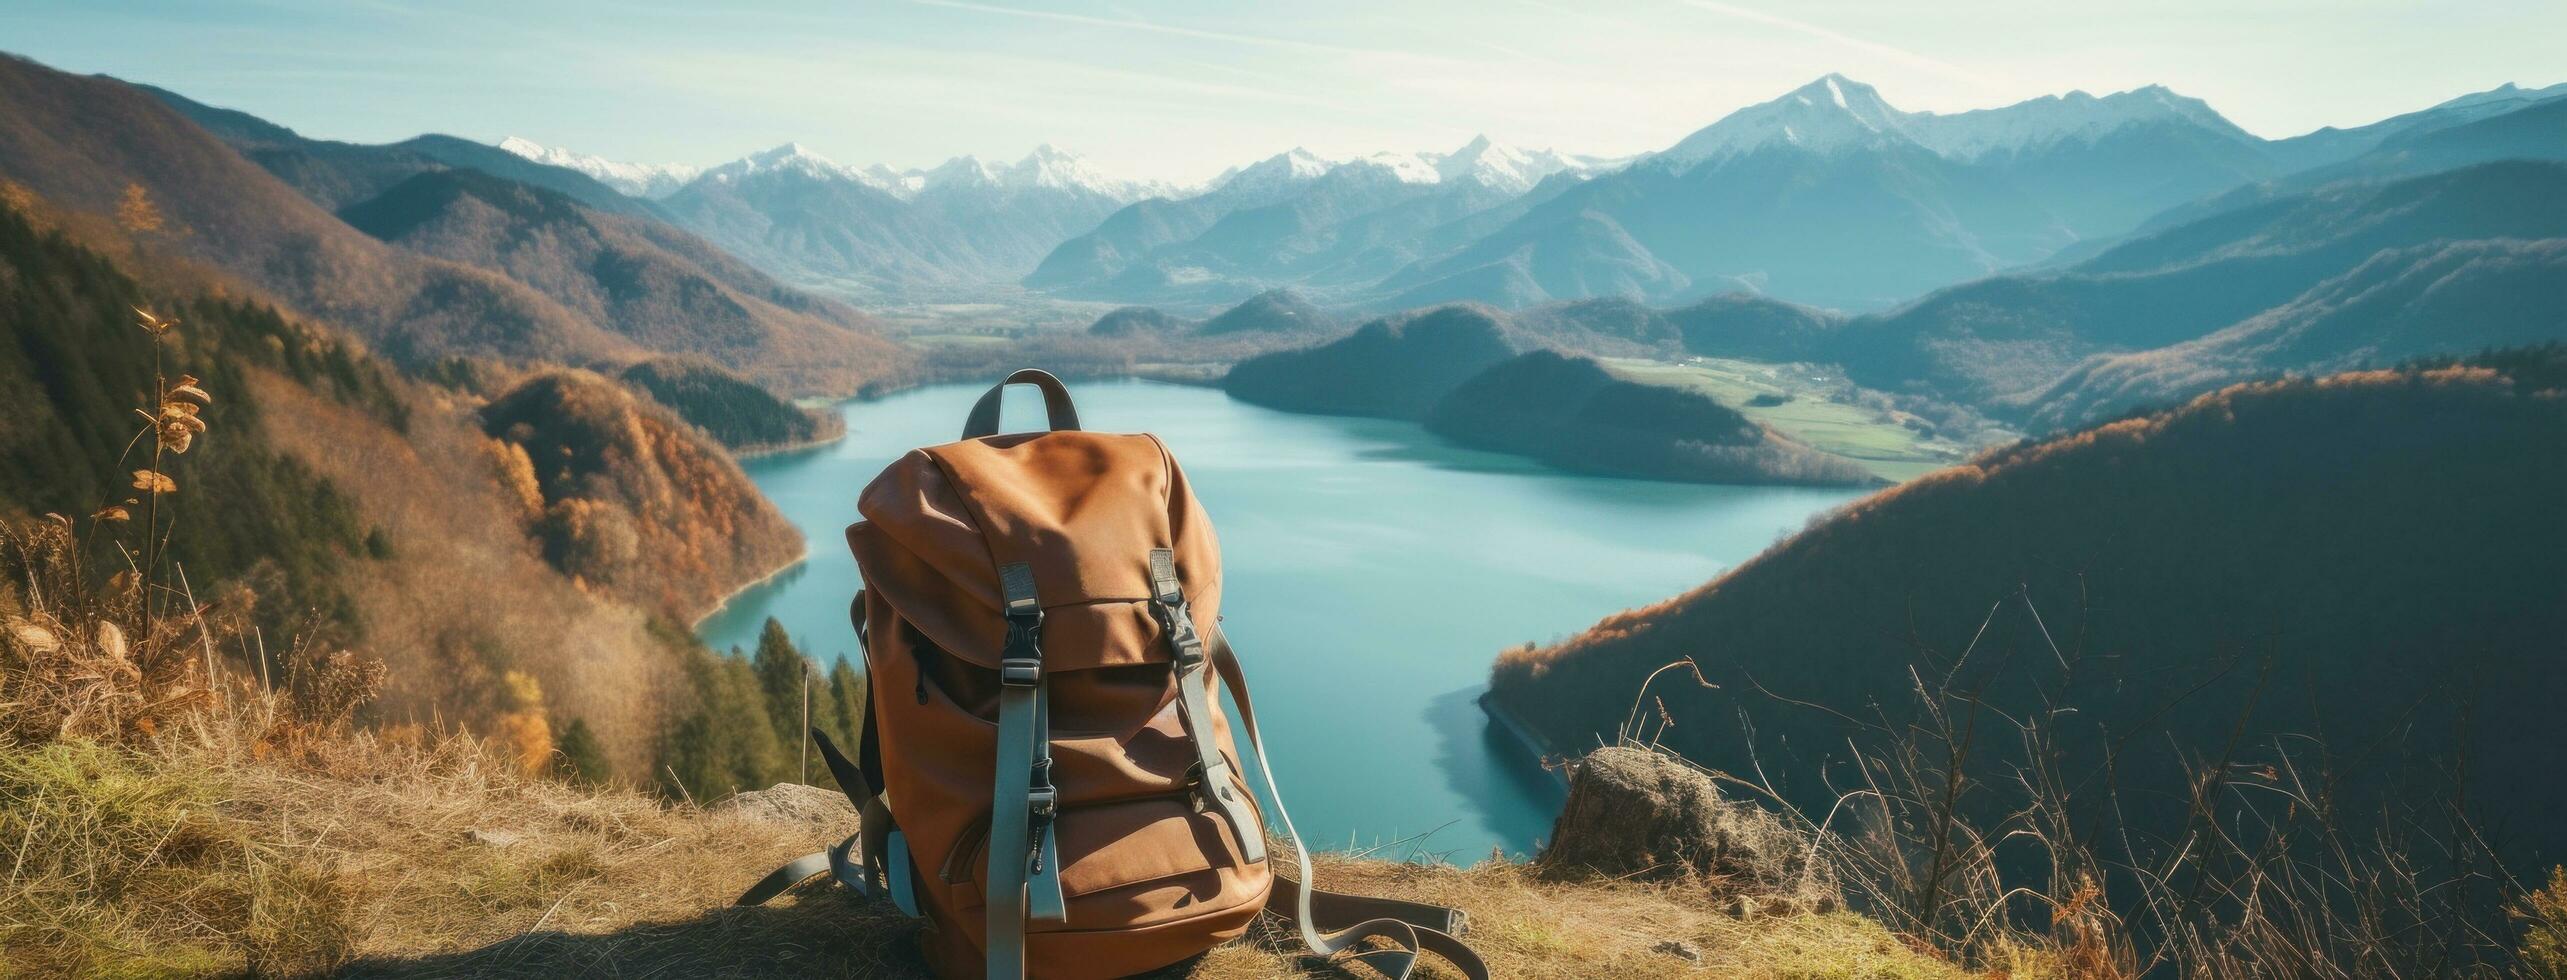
[718,782,856,825]
[1538,745,1821,892]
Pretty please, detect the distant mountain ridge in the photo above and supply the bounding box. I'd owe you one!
[654,141,1159,299]
[1032,74,2563,316]
[1027,137,1598,305]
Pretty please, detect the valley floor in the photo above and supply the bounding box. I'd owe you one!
[1601,357,1989,482]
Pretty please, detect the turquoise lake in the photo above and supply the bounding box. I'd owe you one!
[697,380,1864,859]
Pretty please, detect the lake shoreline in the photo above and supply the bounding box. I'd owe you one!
[691,545,809,634]
[1479,692,1573,792]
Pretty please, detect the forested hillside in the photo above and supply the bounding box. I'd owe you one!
[0,181,842,789]
[1490,351,2567,875]
[1425,351,1875,486]
[618,357,842,452]
[479,370,801,619]
[0,199,392,646]
[1223,304,1523,418]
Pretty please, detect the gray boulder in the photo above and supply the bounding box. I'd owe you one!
[720,783,856,825]
[1538,745,1819,892]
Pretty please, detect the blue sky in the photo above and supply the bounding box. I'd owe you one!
[8,0,2561,182]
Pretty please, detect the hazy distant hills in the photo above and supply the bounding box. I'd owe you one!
[335,168,902,395]
[2033,236,2567,427]
[1489,351,2567,868]
[1794,160,2567,419]
[2262,80,2567,173]
[151,86,666,221]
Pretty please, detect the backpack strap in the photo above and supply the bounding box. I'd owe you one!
[1206,625,1489,980]
[737,728,908,909]
[985,562,1067,980]
[962,368,1081,439]
[1147,550,1265,864]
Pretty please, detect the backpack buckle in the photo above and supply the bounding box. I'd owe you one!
[999,656,1041,687]
[1025,762,1060,872]
[1182,761,1211,812]
[999,612,1043,687]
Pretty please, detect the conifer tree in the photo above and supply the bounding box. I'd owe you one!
[749,618,840,779]
[827,656,867,749]
[750,619,800,740]
[552,717,612,786]
[658,644,788,802]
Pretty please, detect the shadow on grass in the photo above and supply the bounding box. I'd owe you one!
[336,887,930,979]
[334,888,1258,979]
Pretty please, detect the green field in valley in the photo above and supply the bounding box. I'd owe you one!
[1603,357,1983,482]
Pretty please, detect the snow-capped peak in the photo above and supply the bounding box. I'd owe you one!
[1428,135,1579,193]
[995,144,1152,198]
[926,154,1003,188]
[884,146,1160,200]
[1211,147,1339,199]
[702,142,867,185]
[496,136,701,199]
[1350,151,1443,185]
[1662,74,1916,163]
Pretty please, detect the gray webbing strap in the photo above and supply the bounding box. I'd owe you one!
[1026,679,1066,922]
[737,831,888,907]
[1205,625,1489,980]
[1147,550,1266,864]
[738,848,835,906]
[986,562,1062,980]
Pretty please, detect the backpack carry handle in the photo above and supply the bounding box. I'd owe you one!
[962,368,1082,439]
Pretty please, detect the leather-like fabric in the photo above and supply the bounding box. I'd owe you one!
[850,419,1268,979]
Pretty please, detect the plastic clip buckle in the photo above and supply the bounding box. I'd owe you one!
[998,613,1043,687]
[1026,774,1059,873]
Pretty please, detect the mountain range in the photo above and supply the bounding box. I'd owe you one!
[1028,74,2567,316]
[1023,138,1598,306]
[414,72,2567,325]
[648,142,1161,299]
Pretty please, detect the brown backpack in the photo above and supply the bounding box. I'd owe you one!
[741,370,1486,980]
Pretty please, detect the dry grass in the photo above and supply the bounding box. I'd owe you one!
[0,719,1976,979]
[1199,859,1965,980]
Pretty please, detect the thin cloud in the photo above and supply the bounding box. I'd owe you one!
[903,0,1453,64]
[1679,0,1991,86]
